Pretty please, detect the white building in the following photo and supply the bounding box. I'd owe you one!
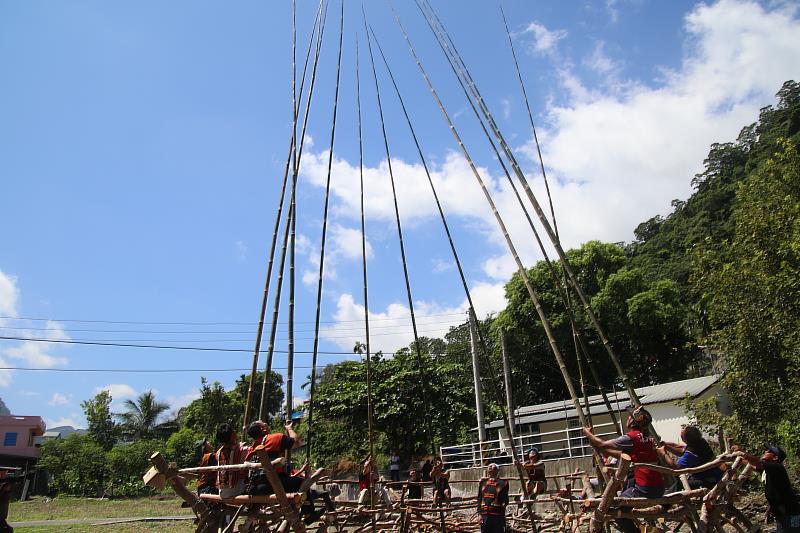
[441,375,724,469]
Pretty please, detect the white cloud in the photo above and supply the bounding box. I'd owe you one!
[5,320,69,368]
[330,224,372,260]
[166,390,201,412]
[95,383,137,400]
[431,258,454,273]
[45,416,83,430]
[518,0,800,249]
[584,41,618,76]
[522,21,568,55]
[321,281,508,353]
[501,98,512,120]
[0,270,19,319]
[49,392,71,406]
[234,240,248,263]
[0,272,69,386]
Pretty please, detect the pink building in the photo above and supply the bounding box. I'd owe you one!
[0,416,46,459]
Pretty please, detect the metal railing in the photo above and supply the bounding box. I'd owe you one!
[440,421,619,470]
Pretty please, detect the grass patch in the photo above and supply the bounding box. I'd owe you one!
[16,521,194,533]
[10,495,193,522]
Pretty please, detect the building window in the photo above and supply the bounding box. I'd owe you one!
[3,432,17,447]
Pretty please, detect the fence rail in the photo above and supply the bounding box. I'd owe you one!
[440,421,619,470]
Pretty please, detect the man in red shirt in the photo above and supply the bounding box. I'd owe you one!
[583,406,664,533]
[245,419,301,494]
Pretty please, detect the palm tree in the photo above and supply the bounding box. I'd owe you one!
[116,390,170,440]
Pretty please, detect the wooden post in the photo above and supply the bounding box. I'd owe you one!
[589,453,630,533]
[501,330,516,448]
[469,309,487,449]
[148,452,218,531]
[699,457,743,533]
[254,447,307,533]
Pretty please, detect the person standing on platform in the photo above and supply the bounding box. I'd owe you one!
[477,463,509,533]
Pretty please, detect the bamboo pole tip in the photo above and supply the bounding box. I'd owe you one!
[150,451,162,460]
[619,453,631,462]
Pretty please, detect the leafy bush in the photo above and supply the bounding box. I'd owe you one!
[38,434,107,497]
[106,439,165,497]
[166,427,204,468]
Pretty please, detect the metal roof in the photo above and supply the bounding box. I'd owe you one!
[484,375,720,430]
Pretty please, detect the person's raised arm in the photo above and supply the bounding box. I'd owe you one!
[583,427,622,453]
[285,421,302,449]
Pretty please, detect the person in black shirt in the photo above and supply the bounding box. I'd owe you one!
[421,459,433,482]
[738,446,800,533]
[407,469,423,500]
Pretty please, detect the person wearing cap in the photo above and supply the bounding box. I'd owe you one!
[515,447,546,497]
[737,445,800,533]
[195,439,218,495]
[583,406,664,533]
[477,463,509,533]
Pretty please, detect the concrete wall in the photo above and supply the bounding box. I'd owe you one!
[0,416,45,459]
[446,456,595,512]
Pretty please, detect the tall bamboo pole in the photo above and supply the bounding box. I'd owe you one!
[244,0,324,429]
[420,0,648,419]
[260,0,330,419]
[306,0,345,463]
[363,7,435,457]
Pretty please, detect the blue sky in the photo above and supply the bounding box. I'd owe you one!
[1,0,798,429]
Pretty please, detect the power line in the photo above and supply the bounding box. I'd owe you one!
[0,335,455,356]
[0,311,470,326]
[0,366,263,373]
[0,316,467,335]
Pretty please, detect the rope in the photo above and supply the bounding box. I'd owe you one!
[306,0,345,463]
[363,7,435,458]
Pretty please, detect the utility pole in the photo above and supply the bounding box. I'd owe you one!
[468,309,486,463]
[500,330,516,453]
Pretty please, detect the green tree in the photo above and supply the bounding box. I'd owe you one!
[81,390,117,449]
[38,434,107,497]
[106,439,166,497]
[181,378,240,439]
[692,140,800,447]
[166,427,205,469]
[116,390,170,440]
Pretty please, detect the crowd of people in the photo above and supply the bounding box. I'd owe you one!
[192,419,332,525]
[190,411,799,533]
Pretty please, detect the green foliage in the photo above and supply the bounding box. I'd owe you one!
[81,390,118,450]
[180,372,283,441]
[106,439,166,497]
[116,390,171,440]
[308,338,486,468]
[166,427,204,469]
[38,434,108,497]
[495,241,698,408]
[693,140,800,447]
[776,420,800,458]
